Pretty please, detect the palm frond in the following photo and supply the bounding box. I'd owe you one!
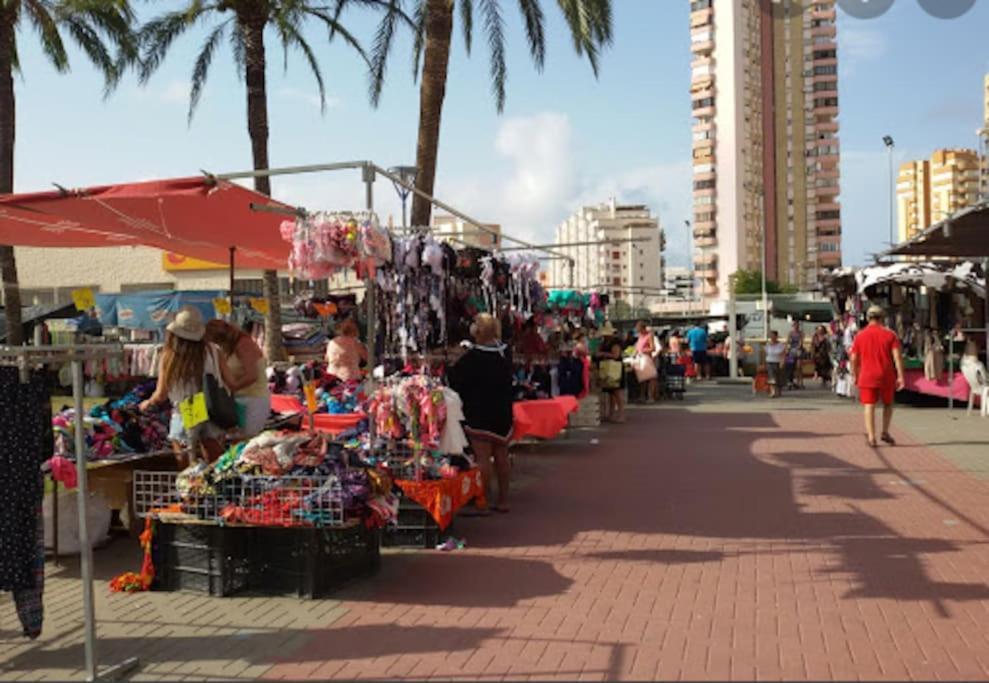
[273,11,328,113]
[367,0,402,107]
[410,0,426,81]
[477,0,506,112]
[25,0,70,73]
[61,16,118,93]
[555,0,612,77]
[459,0,473,55]
[229,21,245,77]
[516,0,544,70]
[138,5,208,83]
[304,8,371,68]
[188,19,228,122]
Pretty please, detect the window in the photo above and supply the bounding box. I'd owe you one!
[612,251,620,259]
[692,97,715,110]
[813,65,837,76]
[612,277,621,286]
[693,179,716,190]
[814,97,839,108]
[690,0,711,10]
[813,49,837,60]
[813,80,837,92]
[816,210,840,220]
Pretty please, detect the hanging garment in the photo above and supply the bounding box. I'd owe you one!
[0,367,52,639]
[12,508,44,639]
[438,387,469,456]
[923,331,945,381]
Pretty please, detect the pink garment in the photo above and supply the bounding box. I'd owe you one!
[49,456,78,489]
[635,332,654,355]
[325,336,366,382]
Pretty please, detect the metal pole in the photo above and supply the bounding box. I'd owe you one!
[73,359,97,682]
[888,145,896,246]
[214,160,366,181]
[362,163,377,387]
[228,247,235,312]
[729,283,739,378]
[760,218,769,342]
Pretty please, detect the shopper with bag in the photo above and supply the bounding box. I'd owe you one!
[633,321,658,402]
[140,306,239,465]
[596,332,626,423]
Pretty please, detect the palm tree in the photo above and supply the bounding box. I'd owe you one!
[0,0,137,345]
[139,0,410,361]
[393,0,612,228]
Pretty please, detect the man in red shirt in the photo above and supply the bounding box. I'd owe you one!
[850,305,906,447]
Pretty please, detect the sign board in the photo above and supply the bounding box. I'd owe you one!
[71,288,96,312]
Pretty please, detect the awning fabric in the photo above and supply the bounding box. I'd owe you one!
[828,262,985,298]
[0,177,293,269]
[886,201,989,258]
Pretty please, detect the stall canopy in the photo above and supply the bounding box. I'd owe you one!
[0,176,293,269]
[830,262,986,299]
[885,201,989,259]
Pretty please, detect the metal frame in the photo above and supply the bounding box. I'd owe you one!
[0,344,138,683]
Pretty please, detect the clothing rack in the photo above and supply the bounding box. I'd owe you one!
[0,344,138,682]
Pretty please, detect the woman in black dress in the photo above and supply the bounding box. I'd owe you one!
[449,313,514,512]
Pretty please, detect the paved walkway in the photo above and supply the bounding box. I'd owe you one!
[4,385,989,680]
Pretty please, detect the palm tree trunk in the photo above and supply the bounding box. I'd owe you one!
[410,0,453,228]
[0,14,22,345]
[242,17,285,362]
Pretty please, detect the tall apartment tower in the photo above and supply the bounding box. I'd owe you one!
[897,149,980,242]
[980,74,989,200]
[689,0,841,299]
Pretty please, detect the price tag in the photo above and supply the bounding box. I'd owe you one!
[71,288,96,312]
[250,297,269,315]
[178,392,209,430]
[213,298,232,316]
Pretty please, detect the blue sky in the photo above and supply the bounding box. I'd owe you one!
[12,0,989,269]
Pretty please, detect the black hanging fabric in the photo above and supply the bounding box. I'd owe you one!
[0,366,53,638]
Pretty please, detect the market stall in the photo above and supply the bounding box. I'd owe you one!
[827,261,986,405]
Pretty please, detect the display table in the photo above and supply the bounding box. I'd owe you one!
[903,368,971,402]
[270,394,364,436]
[512,396,580,442]
[395,469,486,531]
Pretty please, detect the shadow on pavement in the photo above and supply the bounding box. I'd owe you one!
[0,624,504,674]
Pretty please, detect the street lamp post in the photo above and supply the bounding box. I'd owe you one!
[684,219,693,314]
[883,135,896,247]
[389,165,418,228]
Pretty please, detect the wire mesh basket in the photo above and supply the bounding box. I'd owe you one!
[134,470,346,527]
[359,438,437,481]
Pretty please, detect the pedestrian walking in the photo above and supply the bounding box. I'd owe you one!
[850,305,906,448]
[686,322,711,380]
[765,330,786,398]
[811,325,832,386]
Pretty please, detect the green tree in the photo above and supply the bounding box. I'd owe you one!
[731,269,797,296]
[138,0,408,361]
[392,0,613,228]
[0,0,137,345]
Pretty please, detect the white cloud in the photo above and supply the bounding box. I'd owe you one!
[278,87,340,111]
[160,80,190,105]
[839,28,886,76]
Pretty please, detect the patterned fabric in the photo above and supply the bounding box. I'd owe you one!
[0,367,52,591]
[396,469,486,531]
[12,509,44,638]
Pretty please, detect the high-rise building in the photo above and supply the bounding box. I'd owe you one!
[550,200,664,311]
[432,214,501,249]
[896,160,931,244]
[689,0,841,300]
[897,149,980,243]
[978,74,988,200]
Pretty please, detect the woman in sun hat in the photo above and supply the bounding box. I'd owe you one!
[140,306,238,465]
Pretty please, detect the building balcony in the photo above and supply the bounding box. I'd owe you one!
[691,40,713,55]
[818,252,842,267]
[815,185,840,198]
[813,106,839,117]
[817,200,841,212]
[695,235,717,248]
[811,7,837,21]
[813,57,838,68]
[693,169,715,182]
[692,105,715,118]
[690,8,712,27]
[693,187,716,198]
[815,218,841,231]
[813,120,839,133]
[811,24,837,38]
[696,265,718,279]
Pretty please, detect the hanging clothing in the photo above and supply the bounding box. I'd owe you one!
[0,366,52,639]
[438,387,470,456]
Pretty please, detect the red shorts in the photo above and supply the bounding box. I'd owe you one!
[859,384,895,405]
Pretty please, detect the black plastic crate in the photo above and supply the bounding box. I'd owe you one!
[249,524,380,599]
[152,523,251,597]
[382,498,444,549]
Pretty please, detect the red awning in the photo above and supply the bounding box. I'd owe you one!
[0,176,294,269]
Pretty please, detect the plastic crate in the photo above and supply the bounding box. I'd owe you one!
[249,524,380,599]
[382,498,444,549]
[152,523,251,597]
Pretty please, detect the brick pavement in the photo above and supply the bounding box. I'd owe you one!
[4,385,989,680]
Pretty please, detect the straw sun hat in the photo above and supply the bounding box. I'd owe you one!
[166,306,206,342]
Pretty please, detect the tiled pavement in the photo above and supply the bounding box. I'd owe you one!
[4,385,989,680]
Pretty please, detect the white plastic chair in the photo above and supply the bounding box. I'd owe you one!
[960,356,989,417]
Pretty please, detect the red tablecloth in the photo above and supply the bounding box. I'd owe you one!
[903,368,971,402]
[512,396,580,442]
[396,469,486,530]
[270,394,363,436]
